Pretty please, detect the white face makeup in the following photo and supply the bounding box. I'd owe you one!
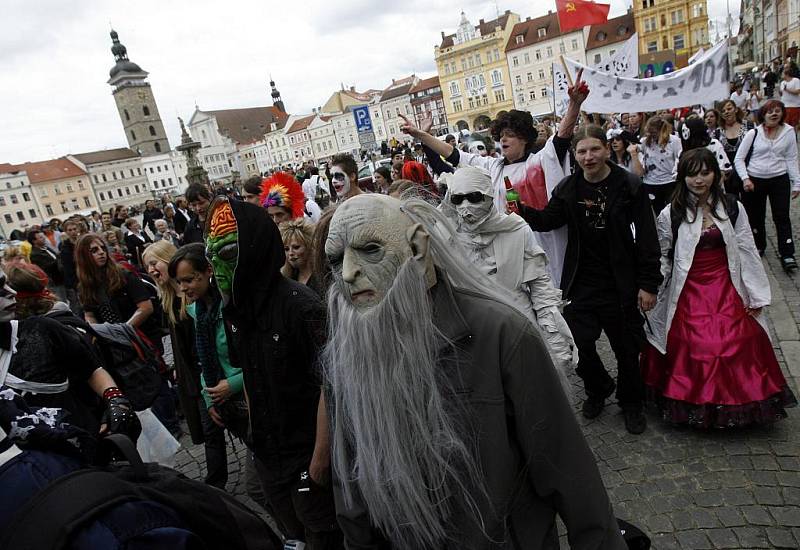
[330,166,351,198]
[0,270,17,322]
[326,195,415,309]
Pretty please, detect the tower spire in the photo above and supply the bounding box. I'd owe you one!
[270,77,286,113]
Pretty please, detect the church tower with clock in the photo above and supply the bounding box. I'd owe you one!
[107,30,171,156]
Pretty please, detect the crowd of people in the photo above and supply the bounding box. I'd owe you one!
[0,67,798,549]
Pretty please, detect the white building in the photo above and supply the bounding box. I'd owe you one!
[331,109,360,157]
[379,75,420,142]
[584,13,636,68]
[0,164,43,238]
[285,114,315,164]
[187,105,289,183]
[69,149,152,210]
[265,127,292,170]
[140,152,187,199]
[505,12,587,116]
[308,115,338,163]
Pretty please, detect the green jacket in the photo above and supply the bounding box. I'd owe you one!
[187,301,244,409]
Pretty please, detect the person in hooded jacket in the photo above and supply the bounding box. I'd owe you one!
[438,166,574,374]
[205,197,343,549]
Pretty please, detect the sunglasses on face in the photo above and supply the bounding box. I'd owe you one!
[450,192,485,205]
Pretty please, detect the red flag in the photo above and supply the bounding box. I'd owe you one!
[555,0,610,33]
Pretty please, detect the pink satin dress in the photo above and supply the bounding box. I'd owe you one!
[642,225,796,428]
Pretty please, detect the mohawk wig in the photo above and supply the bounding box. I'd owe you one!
[259,172,306,219]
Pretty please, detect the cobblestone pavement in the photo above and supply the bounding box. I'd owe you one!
[175,207,800,549]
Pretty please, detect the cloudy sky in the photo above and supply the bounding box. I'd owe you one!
[2,0,737,165]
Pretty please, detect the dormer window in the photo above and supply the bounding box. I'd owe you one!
[515,35,524,44]
[596,31,607,41]
[538,28,546,38]
[617,25,628,36]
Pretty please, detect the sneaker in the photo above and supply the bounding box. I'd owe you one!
[624,408,647,435]
[781,256,798,272]
[582,384,616,419]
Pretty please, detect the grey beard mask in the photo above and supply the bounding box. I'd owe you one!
[322,260,488,549]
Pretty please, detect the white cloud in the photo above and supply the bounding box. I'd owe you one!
[1,0,737,164]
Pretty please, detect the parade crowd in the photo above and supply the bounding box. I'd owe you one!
[1,67,799,549]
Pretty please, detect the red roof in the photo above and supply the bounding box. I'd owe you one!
[205,106,289,144]
[409,76,440,93]
[286,115,316,134]
[23,158,86,184]
[505,12,562,53]
[0,163,22,174]
[72,148,139,165]
[585,12,635,50]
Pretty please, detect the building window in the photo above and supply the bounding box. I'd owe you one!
[512,56,519,67]
[143,105,150,116]
[60,201,67,213]
[594,53,602,64]
[515,35,524,44]
[692,3,704,17]
[149,125,156,136]
[671,10,684,24]
[523,52,530,64]
[674,34,685,50]
[559,43,565,53]
[154,143,162,153]
[494,89,506,102]
[538,68,545,80]
[54,186,61,195]
[70,198,78,210]
[78,182,85,190]
[3,215,11,224]
[546,46,553,58]
[28,209,36,218]
[102,173,107,182]
[491,70,502,86]
[541,87,549,97]
[100,192,106,201]
[135,185,140,193]
[647,41,658,53]
[22,192,29,201]
[452,100,463,112]
[535,49,542,60]
[93,175,99,184]
[571,39,578,50]
[129,169,135,177]
[124,109,130,121]
[45,204,53,215]
[16,211,24,221]
[131,130,137,141]
[450,81,460,96]
[515,75,522,85]
[527,72,533,82]
[517,93,525,105]
[0,197,5,206]
[39,188,48,198]
[126,188,131,196]
[83,196,91,207]
[10,195,17,204]
[529,90,536,100]
[537,28,546,38]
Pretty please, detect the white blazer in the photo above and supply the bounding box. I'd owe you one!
[645,200,771,353]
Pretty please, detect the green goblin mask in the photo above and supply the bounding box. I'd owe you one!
[206,200,239,299]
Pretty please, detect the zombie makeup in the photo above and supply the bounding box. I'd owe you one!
[330,166,351,198]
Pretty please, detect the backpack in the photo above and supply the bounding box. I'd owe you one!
[668,193,740,261]
[58,318,163,411]
[1,434,282,550]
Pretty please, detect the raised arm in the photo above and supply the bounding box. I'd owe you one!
[399,114,454,159]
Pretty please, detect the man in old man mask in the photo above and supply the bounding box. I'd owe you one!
[323,194,625,549]
[440,166,574,375]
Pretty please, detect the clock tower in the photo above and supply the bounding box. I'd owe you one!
[107,30,171,156]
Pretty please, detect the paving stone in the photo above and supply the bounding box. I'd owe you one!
[645,514,673,534]
[741,505,774,526]
[753,486,783,506]
[716,507,747,527]
[781,341,800,379]
[766,527,798,549]
[769,506,800,527]
[694,490,724,507]
[674,530,713,549]
[721,488,756,506]
[733,526,770,548]
[650,533,681,550]
[777,456,800,471]
[751,454,780,471]
[784,487,800,506]
[705,527,740,549]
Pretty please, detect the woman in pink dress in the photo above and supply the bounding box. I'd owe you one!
[642,148,796,428]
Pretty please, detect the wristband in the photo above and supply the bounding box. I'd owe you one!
[103,386,124,401]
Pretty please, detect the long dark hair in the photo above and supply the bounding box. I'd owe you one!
[609,135,632,166]
[672,148,728,225]
[76,233,126,307]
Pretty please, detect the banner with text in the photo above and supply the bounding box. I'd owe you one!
[594,32,638,77]
[559,40,729,114]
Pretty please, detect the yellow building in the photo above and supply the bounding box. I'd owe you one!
[633,0,709,61]
[435,10,519,132]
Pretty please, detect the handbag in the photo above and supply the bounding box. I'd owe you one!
[217,393,250,443]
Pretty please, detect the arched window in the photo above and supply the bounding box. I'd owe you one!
[154,142,162,153]
[149,125,156,136]
[143,105,150,116]
[124,109,130,121]
[131,129,137,140]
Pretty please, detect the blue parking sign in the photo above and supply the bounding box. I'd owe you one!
[353,106,372,132]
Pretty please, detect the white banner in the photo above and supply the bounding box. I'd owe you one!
[553,62,571,118]
[559,40,729,114]
[594,33,639,77]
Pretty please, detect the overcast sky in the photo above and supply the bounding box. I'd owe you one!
[2,0,737,165]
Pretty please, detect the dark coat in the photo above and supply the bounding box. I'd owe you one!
[520,162,662,304]
[30,246,62,286]
[173,208,191,235]
[142,207,164,234]
[180,214,205,245]
[59,239,77,289]
[123,231,152,267]
[332,275,626,549]
[219,199,325,484]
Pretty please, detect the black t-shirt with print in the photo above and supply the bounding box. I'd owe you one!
[572,172,617,302]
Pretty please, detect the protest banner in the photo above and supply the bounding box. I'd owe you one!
[594,33,638,77]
